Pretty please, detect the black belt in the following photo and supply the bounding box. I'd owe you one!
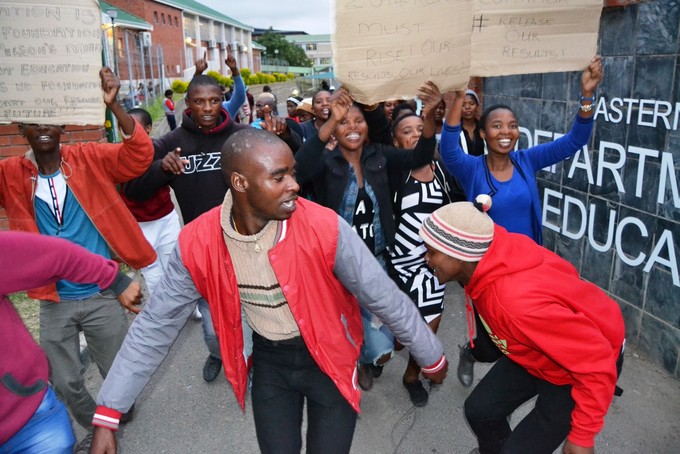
[253,331,305,347]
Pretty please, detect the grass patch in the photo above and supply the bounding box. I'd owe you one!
[10,292,40,341]
[146,93,182,125]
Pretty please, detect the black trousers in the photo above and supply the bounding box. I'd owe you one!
[465,351,624,454]
[251,332,357,454]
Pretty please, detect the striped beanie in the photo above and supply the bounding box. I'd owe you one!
[419,195,494,262]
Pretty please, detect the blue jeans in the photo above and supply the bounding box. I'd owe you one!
[199,298,253,362]
[358,253,395,365]
[251,332,357,454]
[358,306,395,365]
[1,387,74,454]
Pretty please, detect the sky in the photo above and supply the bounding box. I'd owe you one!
[198,0,333,35]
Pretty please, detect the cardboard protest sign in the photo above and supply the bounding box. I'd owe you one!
[333,0,473,105]
[333,0,603,103]
[0,0,105,125]
[470,0,603,77]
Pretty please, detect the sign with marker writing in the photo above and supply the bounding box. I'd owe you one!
[333,0,473,105]
[333,0,603,103]
[470,0,602,77]
[0,0,105,125]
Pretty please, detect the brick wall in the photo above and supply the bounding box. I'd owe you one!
[0,124,107,229]
[107,0,185,79]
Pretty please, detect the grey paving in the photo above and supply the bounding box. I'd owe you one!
[77,285,680,453]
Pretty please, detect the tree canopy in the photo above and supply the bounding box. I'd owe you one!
[258,31,312,67]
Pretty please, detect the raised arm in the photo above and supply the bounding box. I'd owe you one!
[577,56,602,121]
[525,57,602,170]
[100,67,135,136]
[439,90,477,182]
[295,89,352,183]
[224,46,246,119]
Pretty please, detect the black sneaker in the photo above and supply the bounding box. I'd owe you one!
[403,379,428,407]
[203,355,222,382]
[370,364,384,378]
[357,364,373,391]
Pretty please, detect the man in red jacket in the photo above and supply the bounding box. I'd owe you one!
[419,195,625,454]
[90,128,448,454]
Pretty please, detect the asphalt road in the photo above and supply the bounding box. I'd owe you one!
[76,284,680,454]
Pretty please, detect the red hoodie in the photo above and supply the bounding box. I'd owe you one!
[465,225,624,448]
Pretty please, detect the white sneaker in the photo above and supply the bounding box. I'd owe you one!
[190,306,202,321]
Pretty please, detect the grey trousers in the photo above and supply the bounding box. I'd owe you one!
[40,290,128,429]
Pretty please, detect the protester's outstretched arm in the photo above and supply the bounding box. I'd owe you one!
[93,245,202,437]
[224,46,246,119]
[0,231,119,295]
[332,218,447,382]
[100,67,135,136]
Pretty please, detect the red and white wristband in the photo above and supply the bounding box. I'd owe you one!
[421,355,447,375]
[93,406,123,431]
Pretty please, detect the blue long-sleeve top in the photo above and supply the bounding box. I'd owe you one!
[222,74,246,120]
[439,115,594,244]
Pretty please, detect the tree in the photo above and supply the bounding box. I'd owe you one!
[258,30,312,67]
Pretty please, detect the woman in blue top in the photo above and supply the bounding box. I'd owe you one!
[440,56,602,245]
[439,56,603,388]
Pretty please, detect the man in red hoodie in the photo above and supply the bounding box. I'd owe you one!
[419,195,625,454]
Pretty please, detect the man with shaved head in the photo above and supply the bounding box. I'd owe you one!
[252,92,304,149]
[90,128,448,454]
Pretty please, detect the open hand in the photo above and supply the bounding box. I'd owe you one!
[329,88,353,122]
[417,81,443,118]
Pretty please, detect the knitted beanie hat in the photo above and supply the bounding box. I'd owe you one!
[419,195,494,262]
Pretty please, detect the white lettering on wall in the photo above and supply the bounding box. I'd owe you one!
[595,96,680,130]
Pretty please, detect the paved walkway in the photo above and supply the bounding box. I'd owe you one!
[78,285,680,453]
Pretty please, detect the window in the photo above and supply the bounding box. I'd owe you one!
[153,12,158,23]
[175,16,179,27]
[161,13,165,25]
[306,43,317,51]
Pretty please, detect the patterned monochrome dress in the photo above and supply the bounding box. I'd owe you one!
[390,171,448,323]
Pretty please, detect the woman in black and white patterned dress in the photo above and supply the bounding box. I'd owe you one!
[389,105,465,407]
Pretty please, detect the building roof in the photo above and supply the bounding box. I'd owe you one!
[251,41,266,51]
[286,34,332,44]
[100,1,153,30]
[253,28,308,37]
[154,0,253,31]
